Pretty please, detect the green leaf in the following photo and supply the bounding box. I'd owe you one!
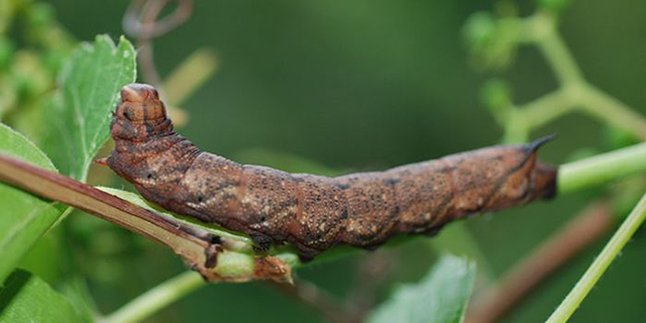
[369,255,476,323]
[0,124,66,283]
[42,35,136,181]
[0,269,84,322]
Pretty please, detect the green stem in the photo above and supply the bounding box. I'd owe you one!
[521,89,573,128]
[577,85,646,140]
[99,271,205,323]
[502,89,573,144]
[529,12,584,85]
[517,11,646,140]
[558,142,646,194]
[546,193,646,323]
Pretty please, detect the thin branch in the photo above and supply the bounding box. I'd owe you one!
[100,271,205,323]
[0,154,293,283]
[162,48,218,107]
[271,279,360,323]
[346,250,397,317]
[492,11,646,142]
[520,89,572,129]
[528,12,584,85]
[558,142,646,194]
[122,0,217,128]
[546,193,646,322]
[123,0,192,40]
[123,0,193,87]
[466,202,613,323]
[577,84,646,140]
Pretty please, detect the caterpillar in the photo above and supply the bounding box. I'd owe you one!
[107,83,557,260]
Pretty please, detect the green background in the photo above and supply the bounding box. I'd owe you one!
[40,0,646,322]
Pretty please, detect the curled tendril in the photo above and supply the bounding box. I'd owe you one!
[122,0,193,86]
[123,0,192,40]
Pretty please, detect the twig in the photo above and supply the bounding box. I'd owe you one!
[576,84,646,140]
[162,48,218,107]
[527,11,584,85]
[271,279,360,323]
[346,250,397,317]
[123,0,192,40]
[123,0,193,87]
[100,271,205,323]
[558,142,646,193]
[122,0,216,128]
[546,193,646,322]
[0,154,293,283]
[487,11,646,143]
[466,202,613,323]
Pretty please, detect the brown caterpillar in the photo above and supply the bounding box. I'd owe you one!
[107,83,557,260]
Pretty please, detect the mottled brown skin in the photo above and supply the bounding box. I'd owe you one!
[108,83,558,260]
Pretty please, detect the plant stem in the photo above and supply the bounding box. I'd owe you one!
[530,12,584,85]
[271,280,360,323]
[558,142,646,194]
[466,202,613,323]
[507,11,646,141]
[546,193,646,323]
[163,48,218,107]
[100,271,205,323]
[520,89,572,128]
[578,85,646,140]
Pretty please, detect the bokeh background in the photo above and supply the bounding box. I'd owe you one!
[20,0,646,322]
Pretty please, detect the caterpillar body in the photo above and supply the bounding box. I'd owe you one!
[107,84,557,260]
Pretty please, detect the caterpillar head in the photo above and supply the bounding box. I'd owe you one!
[489,137,557,209]
[111,83,171,140]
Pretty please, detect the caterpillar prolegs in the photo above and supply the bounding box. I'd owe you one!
[107,83,557,260]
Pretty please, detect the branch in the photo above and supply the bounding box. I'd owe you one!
[0,154,294,283]
[577,85,646,140]
[558,142,646,193]
[527,11,584,85]
[271,280,360,323]
[486,11,646,143]
[123,0,193,89]
[466,202,613,323]
[546,193,646,322]
[100,271,204,323]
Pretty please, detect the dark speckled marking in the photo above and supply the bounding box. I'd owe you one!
[384,178,400,187]
[336,183,350,190]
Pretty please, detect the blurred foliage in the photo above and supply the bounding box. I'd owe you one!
[0,0,645,323]
[0,0,74,137]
